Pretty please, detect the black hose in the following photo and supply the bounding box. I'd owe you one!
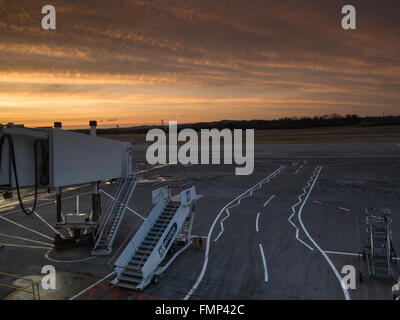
[0,134,40,216]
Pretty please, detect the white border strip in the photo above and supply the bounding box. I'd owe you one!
[68,271,116,300]
[0,233,53,246]
[0,215,53,241]
[297,166,351,301]
[258,243,269,282]
[256,213,260,233]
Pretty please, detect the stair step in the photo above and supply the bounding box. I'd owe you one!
[118,275,142,284]
[136,249,151,255]
[122,270,143,279]
[116,280,139,290]
[139,243,155,250]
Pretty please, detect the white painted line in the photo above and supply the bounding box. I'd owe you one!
[295,229,315,251]
[68,271,116,300]
[1,192,92,216]
[100,190,146,221]
[214,207,233,242]
[297,166,351,301]
[258,243,269,282]
[45,248,97,263]
[339,207,351,212]
[33,211,63,236]
[184,165,285,300]
[214,169,282,242]
[294,164,304,175]
[256,213,260,232]
[324,251,362,257]
[313,200,322,204]
[0,233,53,246]
[0,215,53,241]
[0,243,52,250]
[288,167,320,251]
[324,250,400,261]
[263,195,276,207]
[192,235,209,239]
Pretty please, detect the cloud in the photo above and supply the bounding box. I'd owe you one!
[0,0,399,127]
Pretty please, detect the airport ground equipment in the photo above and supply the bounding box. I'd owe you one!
[92,176,138,255]
[112,186,198,291]
[0,122,133,245]
[360,208,397,279]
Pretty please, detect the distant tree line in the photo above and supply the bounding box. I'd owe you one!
[73,114,400,135]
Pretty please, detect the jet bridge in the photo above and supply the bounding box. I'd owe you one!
[0,122,133,246]
[0,123,132,189]
[112,186,198,291]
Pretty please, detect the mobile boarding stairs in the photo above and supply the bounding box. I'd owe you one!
[360,208,397,280]
[92,176,138,255]
[112,186,199,291]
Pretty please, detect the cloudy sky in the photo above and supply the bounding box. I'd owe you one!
[0,0,399,128]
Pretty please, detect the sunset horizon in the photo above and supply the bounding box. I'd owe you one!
[1,1,400,129]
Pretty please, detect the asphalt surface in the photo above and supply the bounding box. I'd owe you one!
[1,142,400,300]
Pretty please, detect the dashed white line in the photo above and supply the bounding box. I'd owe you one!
[294,164,304,175]
[263,195,276,207]
[258,243,269,282]
[184,165,285,300]
[256,213,260,232]
[339,207,351,212]
[214,169,283,242]
[313,200,323,204]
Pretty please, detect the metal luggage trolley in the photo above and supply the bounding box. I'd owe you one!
[359,208,397,280]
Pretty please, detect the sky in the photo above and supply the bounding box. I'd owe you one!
[0,0,399,129]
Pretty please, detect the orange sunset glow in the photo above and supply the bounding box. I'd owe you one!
[1,1,399,129]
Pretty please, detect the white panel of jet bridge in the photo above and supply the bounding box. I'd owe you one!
[50,129,132,187]
[0,127,49,188]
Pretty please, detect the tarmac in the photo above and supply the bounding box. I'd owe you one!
[1,142,400,300]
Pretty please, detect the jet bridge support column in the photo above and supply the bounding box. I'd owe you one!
[91,182,101,223]
[54,122,63,224]
[56,188,62,223]
[89,121,101,223]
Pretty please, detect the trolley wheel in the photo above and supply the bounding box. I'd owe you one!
[198,237,203,248]
[152,275,160,285]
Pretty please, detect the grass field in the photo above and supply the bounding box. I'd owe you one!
[100,125,400,144]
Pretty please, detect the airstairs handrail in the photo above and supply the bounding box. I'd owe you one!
[140,187,196,280]
[135,201,179,269]
[94,178,127,242]
[107,177,138,247]
[113,187,171,273]
[115,200,166,273]
[140,202,191,281]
